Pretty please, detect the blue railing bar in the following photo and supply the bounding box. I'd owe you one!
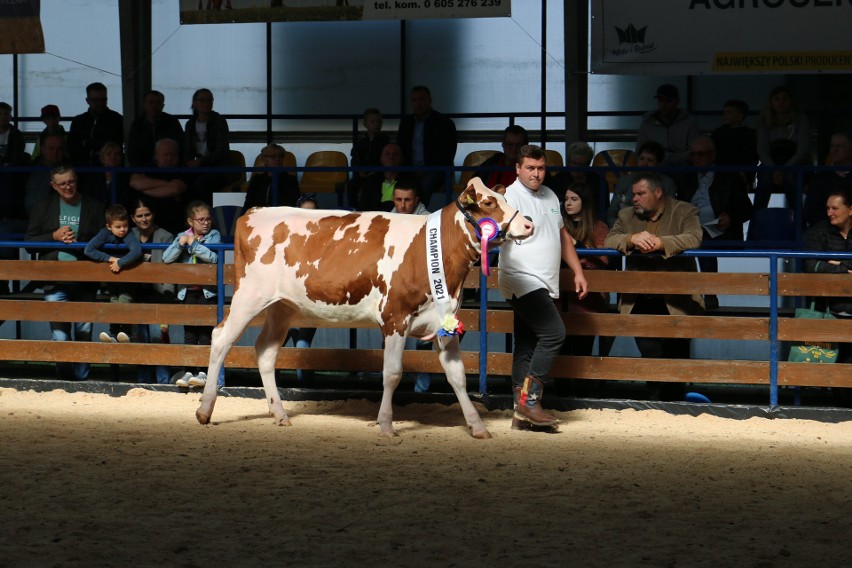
[769,253,780,408]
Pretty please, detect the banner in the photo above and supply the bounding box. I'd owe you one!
[180,0,511,24]
[0,0,44,54]
[591,0,852,75]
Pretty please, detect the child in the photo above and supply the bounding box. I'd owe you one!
[84,203,143,343]
[348,107,389,208]
[163,200,221,388]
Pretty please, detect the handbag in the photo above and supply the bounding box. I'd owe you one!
[787,301,838,364]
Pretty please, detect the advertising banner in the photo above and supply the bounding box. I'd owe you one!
[591,0,852,75]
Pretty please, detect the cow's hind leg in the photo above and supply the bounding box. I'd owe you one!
[196,291,270,425]
[438,336,492,439]
[255,302,294,425]
[376,333,406,436]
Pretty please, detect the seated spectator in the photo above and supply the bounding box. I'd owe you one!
[674,136,753,310]
[31,105,67,162]
[81,141,130,205]
[396,85,457,206]
[25,165,106,381]
[472,125,529,188]
[358,143,405,212]
[753,85,812,210]
[243,143,300,209]
[711,99,758,185]
[803,185,852,406]
[126,89,184,167]
[24,133,67,217]
[550,142,601,198]
[84,203,143,344]
[184,88,230,204]
[129,138,191,234]
[67,82,124,167]
[604,173,703,401]
[347,107,389,209]
[607,141,676,227]
[804,131,852,227]
[636,84,700,166]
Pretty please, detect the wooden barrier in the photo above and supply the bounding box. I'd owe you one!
[1,258,850,391]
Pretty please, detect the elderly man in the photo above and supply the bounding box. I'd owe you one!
[605,172,703,400]
[550,141,601,197]
[473,125,529,188]
[804,131,852,228]
[129,138,189,234]
[126,90,185,167]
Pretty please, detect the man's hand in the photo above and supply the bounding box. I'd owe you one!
[717,212,731,231]
[629,231,662,253]
[574,273,588,300]
[53,225,76,243]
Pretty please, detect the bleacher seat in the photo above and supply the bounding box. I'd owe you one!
[212,205,243,243]
[592,149,636,194]
[453,150,498,192]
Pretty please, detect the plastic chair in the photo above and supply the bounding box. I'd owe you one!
[299,150,348,191]
[453,150,499,192]
[544,149,563,177]
[746,207,797,242]
[592,149,637,194]
[220,149,246,192]
[212,205,243,243]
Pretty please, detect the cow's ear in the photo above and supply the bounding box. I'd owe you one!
[491,184,506,196]
[460,183,478,208]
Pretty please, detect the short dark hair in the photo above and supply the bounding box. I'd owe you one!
[632,172,665,192]
[363,107,381,118]
[828,184,852,208]
[503,125,529,145]
[636,141,665,163]
[411,85,431,98]
[394,174,421,195]
[724,99,749,116]
[105,204,128,224]
[86,82,107,96]
[518,145,546,162]
[0,102,11,112]
[50,164,75,181]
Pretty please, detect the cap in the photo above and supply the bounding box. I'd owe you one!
[654,84,679,100]
[40,104,60,117]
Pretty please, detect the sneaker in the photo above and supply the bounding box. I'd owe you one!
[99,331,117,344]
[188,372,207,388]
[116,332,130,343]
[176,372,193,388]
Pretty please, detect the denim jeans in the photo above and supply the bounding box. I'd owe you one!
[44,284,95,380]
[508,288,566,388]
[134,324,172,384]
[286,327,317,382]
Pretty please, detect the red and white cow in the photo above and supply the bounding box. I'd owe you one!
[195,178,533,438]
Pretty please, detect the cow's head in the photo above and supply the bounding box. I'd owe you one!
[456,177,534,246]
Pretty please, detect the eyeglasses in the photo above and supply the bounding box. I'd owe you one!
[54,179,78,187]
[192,217,212,223]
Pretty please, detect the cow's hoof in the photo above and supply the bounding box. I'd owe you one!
[196,410,210,425]
[471,429,493,440]
[276,418,292,427]
[377,429,398,438]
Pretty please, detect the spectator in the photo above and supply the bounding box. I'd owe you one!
[24,133,67,217]
[25,165,106,381]
[348,108,389,209]
[675,136,753,310]
[31,104,67,162]
[358,143,406,212]
[129,197,175,384]
[498,145,588,429]
[605,172,703,401]
[396,85,457,206]
[243,143,300,210]
[81,141,129,205]
[128,138,190,234]
[803,131,852,228]
[802,185,852,406]
[184,88,230,204]
[550,141,601,198]
[84,203,143,344]
[126,89,184,167]
[67,82,124,167]
[163,200,221,388]
[0,102,26,167]
[472,125,529,188]
[711,99,758,185]
[560,182,609,357]
[636,83,700,166]
[0,102,28,241]
[754,85,812,210]
[607,141,677,228]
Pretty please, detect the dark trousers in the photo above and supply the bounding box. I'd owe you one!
[632,295,690,400]
[509,288,566,388]
[183,289,214,373]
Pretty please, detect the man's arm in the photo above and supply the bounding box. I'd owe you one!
[560,227,588,299]
[658,203,703,258]
[129,173,187,199]
[604,213,634,254]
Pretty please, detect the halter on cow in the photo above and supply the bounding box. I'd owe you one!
[195,177,534,438]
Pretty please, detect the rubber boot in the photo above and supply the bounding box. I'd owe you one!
[514,376,561,427]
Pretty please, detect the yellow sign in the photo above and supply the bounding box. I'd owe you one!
[713,51,852,73]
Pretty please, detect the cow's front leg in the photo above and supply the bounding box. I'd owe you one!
[439,336,492,439]
[377,333,406,436]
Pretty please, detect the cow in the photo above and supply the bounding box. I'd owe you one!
[195,178,534,439]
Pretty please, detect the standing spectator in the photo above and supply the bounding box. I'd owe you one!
[25,165,106,381]
[711,99,759,185]
[675,136,753,310]
[636,84,700,166]
[84,204,143,344]
[358,143,406,212]
[126,89,184,167]
[67,82,124,167]
[129,138,190,235]
[473,125,529,188]
[803,185,852,406]
[550,141,602,198]
[396,85,457,206]
[605,173,704,401]
[0,102,28,242]
[0,102,26,167]
[129,197,175,384]
[607,141,677,228]
[754,85,812,210]
[184,88,230,204]
[498,145,588,429]
[347,108,389,209]
[31,105,67,162]
[163,200,221,388]
[243,143,300,209]
[803,131,852,228]
[24,133,67,217]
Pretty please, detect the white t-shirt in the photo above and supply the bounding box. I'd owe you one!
[498,179,564,299]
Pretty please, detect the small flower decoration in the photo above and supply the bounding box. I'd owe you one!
[437,314,465,337]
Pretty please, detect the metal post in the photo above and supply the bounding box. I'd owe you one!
[768,253,779,407]
[478,264,489,394]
